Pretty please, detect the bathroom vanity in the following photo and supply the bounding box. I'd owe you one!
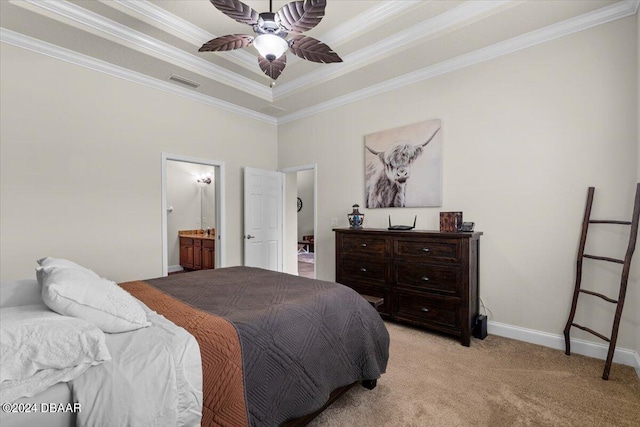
[179,230,215,271]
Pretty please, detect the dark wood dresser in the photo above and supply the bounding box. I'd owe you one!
[334,228,482,346]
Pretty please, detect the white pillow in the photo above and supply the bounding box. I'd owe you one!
[0,304,111,384]
[37,257,99,278]
[39,266,151,333]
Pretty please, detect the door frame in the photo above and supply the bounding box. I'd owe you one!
[279,164,318,279]
[161,153,226,276]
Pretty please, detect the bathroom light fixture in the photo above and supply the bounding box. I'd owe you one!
[196,173,212,185]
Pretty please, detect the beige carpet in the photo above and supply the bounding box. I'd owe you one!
[298,262,315,279]
[310,322,640,427]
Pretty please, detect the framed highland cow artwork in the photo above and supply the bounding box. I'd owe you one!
[365,119,442,208]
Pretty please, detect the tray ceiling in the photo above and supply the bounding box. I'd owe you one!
[1,0,637,124]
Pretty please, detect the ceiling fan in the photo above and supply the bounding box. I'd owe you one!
[199,0,342,83]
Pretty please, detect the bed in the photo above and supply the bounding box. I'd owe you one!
[0,264,390,427]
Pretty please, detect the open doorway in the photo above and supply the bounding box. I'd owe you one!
[281,165,317,279]
[161,154,226,276]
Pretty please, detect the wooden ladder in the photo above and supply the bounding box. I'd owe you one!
[563,183,640,379]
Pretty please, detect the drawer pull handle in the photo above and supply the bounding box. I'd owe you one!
[421,276,430,282]
[421,308,430,313]
[361,243,367,247]
[360,267,367,272]
[422,248,430,252]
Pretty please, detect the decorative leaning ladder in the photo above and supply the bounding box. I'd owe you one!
[563,183,640,380]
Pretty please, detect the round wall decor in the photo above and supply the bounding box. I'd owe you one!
[297,197,303,212]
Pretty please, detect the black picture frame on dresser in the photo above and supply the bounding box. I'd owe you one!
[334,228,482,346]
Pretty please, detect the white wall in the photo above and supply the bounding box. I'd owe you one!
[0,43,277,282]
[278,17,638,352]
[296,169,315,240]
[166,161,216,270]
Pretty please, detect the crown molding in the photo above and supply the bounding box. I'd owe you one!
[104,0,260,75]
[273,0,513,100]
[0,28,277,125]
[3,0,637,127]
[321,1,423,48]
[277,0,640,124]
[105,0,424,71]
[286,0,423,66]
[15,0,273,101]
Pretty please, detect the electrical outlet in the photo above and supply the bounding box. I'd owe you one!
[330,217,339,227]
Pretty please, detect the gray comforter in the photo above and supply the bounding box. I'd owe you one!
[146,267,389,427]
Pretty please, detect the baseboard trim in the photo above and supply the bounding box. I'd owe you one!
[488,320,640,378]
[168,265,184,274]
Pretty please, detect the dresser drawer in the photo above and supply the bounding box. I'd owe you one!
[395,262,461,296]
[337,257,388,286]
[394,237,460,263]
[338,233,389,257]
[203,239,214,249]
[392,290,460,332]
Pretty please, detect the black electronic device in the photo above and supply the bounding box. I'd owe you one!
[388,215,416,231]
[473,314,487,340]
[459,222,475,232]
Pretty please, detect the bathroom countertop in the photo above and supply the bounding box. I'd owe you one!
[179,230,216,240]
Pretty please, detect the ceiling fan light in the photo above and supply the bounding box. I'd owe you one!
[253,34,288,61]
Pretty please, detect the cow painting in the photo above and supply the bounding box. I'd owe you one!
[364,120,442,208]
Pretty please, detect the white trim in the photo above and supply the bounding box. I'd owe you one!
[277,0,639,124]
[106,0,421,71]
[3,0,637,125]
[488,321,640,378]
[273,1,512,100]
[0,28,277,125]
[321,1,422,48]
[286,0,424,67]
[161,153,227,277]
[105,0,260,74]
[15,0,272,100]
[167,265,184,274]
[279,164,318,173]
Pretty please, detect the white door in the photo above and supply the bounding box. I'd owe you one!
[244,167,284,271]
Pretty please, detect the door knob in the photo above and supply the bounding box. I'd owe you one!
[246,235,255,239]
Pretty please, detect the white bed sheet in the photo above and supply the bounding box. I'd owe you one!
[70,302,203,427]
[0,279,203,427]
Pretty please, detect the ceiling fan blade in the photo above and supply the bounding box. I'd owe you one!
[276,0,326,33]
[209,0,259,26]
[199,34,254,52]
[289,35,342,63]
[258,54,287,80]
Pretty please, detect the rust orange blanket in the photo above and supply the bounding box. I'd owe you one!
[120,280,248,427]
